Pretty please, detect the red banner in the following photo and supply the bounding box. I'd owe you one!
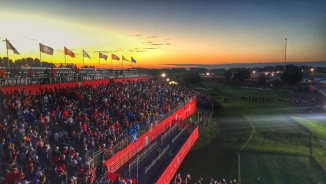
[0,76,151,94]
[155,127,199,184]
[104,98,196,174]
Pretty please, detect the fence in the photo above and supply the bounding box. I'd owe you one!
[161,124,178,145]
[128,142,158,175]
[172,128,187,144]
[145,144,170,174]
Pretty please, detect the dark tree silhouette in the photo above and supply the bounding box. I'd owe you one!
[223,70,232,81]
[257,73,266,86]
[281,64,303,86]
[233,68,251,84]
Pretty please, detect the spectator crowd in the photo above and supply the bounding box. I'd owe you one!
[172,173,239,184]
[0,79,197,184]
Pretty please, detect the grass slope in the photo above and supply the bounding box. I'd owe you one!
[177,81,326,183]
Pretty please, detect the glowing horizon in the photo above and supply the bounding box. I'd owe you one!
[0,0,325,68]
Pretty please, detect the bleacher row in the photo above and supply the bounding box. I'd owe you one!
[0,67,145,86]
[0,77,196,184]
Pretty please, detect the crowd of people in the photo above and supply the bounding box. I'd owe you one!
[0,79,197,184]
[310,84,326,97]
[196,93,214,108]
[172,173,239,184]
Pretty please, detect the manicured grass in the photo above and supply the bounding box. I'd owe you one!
[290,115,326,139]
[240,152,326,184]
[177,81,326,183]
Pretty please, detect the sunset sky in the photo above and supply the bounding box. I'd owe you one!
[1,0,325,68]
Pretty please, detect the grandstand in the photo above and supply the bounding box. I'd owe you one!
[0,66,145,86]
[0,71,198,184]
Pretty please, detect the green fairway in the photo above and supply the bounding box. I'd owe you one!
[177,81,326,183]
[290,115,326,139]
[240,152,326,184]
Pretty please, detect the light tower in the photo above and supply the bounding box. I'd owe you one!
[284,38,287,71]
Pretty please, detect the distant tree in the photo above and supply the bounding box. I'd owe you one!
[188,67,207,74]
[223,70,232,81]
[281,65,303,86]
[233,68,251,84]
[181,73,201,86]
[272,78,283,88]
[257,73,266,86]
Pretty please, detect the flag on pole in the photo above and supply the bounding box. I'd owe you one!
[99,52,108,60]
[83,50,91,59]
[132,132,138,143]
[122,55,128,61]
[131,57,136,63]
[39,43,54,55]
[64,47,75,58]
[6,40,20,55]
[111,54,120,61]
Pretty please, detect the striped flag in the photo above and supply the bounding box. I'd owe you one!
[99,52,107,60]
[39,43,54,55]
[111,54,120,61]
[83,50,91,59]
[64,47,75,58]
[122,55,128,61]
[131,57,136,63]
[6,40,20,55]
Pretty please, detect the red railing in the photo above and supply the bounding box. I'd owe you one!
[155,127,199,184]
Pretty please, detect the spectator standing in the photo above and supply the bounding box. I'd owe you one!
[95,160,107,180]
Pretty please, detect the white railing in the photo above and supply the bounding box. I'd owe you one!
[161,124,178,144]
[172,128,187,144]
[128,142,158,173]
[145,144,170,174]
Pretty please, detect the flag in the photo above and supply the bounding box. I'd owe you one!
[6,40,20,55]
[122,55,128,61]
[83,50,91,59]
[131,57,136,63]
[111,54,120,61]
[99,52,107,60]
[64,47,75,58]
[132,132,138,143]
[39,43,54,55]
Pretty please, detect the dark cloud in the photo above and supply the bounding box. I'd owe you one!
[147,36,159,38]
[94,51,109,53]
[128,34,142,37]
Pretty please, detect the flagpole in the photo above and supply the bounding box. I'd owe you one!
[40,51,42,67]
[5,39,9,68]
[83,51,85,67]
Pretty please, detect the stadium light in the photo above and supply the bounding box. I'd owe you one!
[161,73,166,78]
[206,72,210,76]
[167,78,170,82]
[311,68,314,72]
[253,71,256,74]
